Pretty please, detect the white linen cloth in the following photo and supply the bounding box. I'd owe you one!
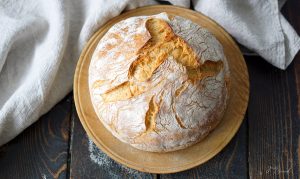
[0,0,299,146]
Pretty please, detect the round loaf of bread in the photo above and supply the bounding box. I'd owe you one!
[89,13,230,152]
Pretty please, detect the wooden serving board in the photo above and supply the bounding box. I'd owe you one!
[74,5,249,174]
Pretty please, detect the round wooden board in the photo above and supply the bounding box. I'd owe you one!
[74,5,249,174]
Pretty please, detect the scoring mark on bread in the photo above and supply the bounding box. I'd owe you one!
[92,80,106,89]
[128,18,199,82]
[99,18,223,106]
[175,114,187,129]
[186,60,223,82]
[144,96,159,132]
[101,81,145,102]
[171,94,187,129]
[175,81,189,97]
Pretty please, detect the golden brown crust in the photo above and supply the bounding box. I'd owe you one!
[89,13,230,152]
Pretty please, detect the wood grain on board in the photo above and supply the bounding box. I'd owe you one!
[0,95,72,179]
[246,55,299,179]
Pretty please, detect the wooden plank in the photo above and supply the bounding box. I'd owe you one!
[69,103,156,179]
[0,95,72,179]
[247,55,299,179]
[283,0,300,123]
[285,1,300,178]
[161,119,248,178]
[281,0,300,32]
[247,1,300,178]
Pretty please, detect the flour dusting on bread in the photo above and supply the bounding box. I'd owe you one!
[89,13,230,152]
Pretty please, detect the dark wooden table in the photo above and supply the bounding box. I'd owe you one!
[0,1,299,179]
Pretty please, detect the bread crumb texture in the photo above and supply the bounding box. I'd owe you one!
[89,13,230,152]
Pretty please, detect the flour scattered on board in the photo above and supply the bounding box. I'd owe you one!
[88,138,151,178]
[88,138,113,167]
[41,174,47,179]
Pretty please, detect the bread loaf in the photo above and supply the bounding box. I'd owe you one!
[89,13,230,152]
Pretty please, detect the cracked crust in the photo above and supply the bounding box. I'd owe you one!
[89,13,230,152]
